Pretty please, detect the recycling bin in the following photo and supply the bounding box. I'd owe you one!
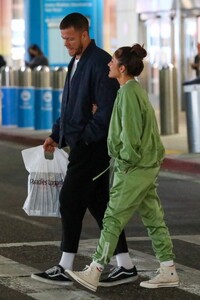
[33,66,52,130]
[17,66,34,128]
[0,66,18,126]
[51,67,67,122]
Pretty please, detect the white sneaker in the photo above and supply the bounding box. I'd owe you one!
[140,265,179,289]
[66,262,103,292]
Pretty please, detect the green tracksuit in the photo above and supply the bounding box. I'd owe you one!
[93,79,175,265]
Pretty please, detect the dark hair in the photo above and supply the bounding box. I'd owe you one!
[28,44,43,55]
[0,55,6,68]
[59,12,89,32]
[114,44,147,76]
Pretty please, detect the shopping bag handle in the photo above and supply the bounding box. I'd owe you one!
[44,151,54,160]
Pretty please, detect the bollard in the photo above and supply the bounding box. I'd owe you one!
[0,66,18,127]
[51,67,67,122]
[17,66,34,128]
[159,64,179,135]
[33,66,52,130]
[183,78,200,153]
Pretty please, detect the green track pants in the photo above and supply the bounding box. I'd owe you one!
[92,166,175,265]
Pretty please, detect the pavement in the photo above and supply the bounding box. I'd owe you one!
[1,110,200,175]
[0,110,200,300]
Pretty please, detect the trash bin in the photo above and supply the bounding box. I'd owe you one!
[0,66,18,127]
[33,66,52,130]
[17,66,35,128]
[51,67,67,122]
[159,64,179,135]
[183,78,200,153]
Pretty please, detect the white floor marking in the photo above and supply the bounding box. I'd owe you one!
[0,237,199,298]
[0,234,199,248]
[0,210,52,229]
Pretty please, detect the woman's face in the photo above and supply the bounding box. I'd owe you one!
[108,55,121,79]
[29,49,38,58]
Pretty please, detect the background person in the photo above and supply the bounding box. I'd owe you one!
[191,42,200,77]
[0,55,6,68]
[25,44,49,69]
[66,43,179,292]
[31,12,137,287]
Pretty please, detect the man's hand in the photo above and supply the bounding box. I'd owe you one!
[43,137,58,153]
[92,104,98,114]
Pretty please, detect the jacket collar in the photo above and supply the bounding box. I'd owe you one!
[68,39,96,70]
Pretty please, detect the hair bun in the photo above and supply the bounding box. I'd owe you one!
[131,44,147,59]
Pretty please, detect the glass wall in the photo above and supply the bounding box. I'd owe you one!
[139,13,174,97]
[104,0,117,53]
[0,0,24,67]
[184,17,198,81]
[0,0,12,65]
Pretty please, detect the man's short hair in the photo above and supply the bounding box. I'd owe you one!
[59,12,89,32]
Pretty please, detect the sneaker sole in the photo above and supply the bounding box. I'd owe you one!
[66,270,97,292]
[140,281,179,289]
[99,275,138,287]
[31,274,73,286]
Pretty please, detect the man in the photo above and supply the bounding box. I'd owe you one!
[31,12,137,287]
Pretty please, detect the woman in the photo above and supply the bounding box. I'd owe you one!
[25,44,49,69]
[66,43,179,292]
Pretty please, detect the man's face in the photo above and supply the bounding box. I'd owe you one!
[61,27,85,58]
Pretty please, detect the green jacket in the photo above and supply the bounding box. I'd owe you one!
[107,79,165,171]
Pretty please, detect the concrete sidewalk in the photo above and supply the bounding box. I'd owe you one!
[1,110,200,175]
[159,111,200,174]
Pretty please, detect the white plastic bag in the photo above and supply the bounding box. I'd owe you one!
[22,145,69,217]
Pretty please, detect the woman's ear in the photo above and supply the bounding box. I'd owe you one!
[119,65,126,73]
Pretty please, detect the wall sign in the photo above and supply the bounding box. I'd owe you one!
[24,0,103,66]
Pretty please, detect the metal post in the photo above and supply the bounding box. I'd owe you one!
[159,64,179,135]
[183,81,200,153]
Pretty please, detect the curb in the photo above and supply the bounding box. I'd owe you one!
[161,156,200,174]
[0,132,44,147]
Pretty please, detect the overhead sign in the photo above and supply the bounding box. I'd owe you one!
[24,0,103,66]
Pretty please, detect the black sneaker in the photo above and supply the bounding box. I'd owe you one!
[99,266,138,287]
[31,265,73,286]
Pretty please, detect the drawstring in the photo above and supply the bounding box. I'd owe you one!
[92,166,110,181]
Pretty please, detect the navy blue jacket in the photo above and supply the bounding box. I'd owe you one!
[50,40,119,149]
